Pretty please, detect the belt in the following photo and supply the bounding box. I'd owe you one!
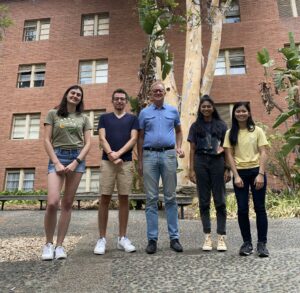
[143,146,174,152]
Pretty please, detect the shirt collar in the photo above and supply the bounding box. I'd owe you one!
[151,103,166,110]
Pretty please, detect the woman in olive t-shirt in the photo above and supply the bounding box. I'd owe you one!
[42,85,92,260]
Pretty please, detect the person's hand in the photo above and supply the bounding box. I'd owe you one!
[113,158,123,165]
[65,160,78,173]
[234,175,244,188]
[189,170,196,184]
[54,162,65,175]
[176,148,185,158]
[108,151,120,161]
[254,173,264,190]
[224,169,231,183]
[138,160,143,177]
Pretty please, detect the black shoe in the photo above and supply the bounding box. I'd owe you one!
[146,240,157,254]
[257,242,269,257]
[170,239,183,252]
[239,242,253,256]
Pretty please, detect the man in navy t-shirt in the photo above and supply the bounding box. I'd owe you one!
[93,88,139,255]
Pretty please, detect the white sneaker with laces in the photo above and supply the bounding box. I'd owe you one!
[217,235,227,251]
[55,246,67,259]
[202,234,213,251]
[94,237,106,255]
[41,243,55,260]
[117,236,136,253]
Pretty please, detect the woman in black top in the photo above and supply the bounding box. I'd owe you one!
[188,95,230,251]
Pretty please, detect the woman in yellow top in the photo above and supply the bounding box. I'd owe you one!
[224,102,269,257]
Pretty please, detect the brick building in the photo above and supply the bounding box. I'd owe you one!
[0,0,299,192]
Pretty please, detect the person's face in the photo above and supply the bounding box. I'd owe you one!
[200,101,214,118]
[151,84,165,104]
[112,92,127,111]
[66,88,82,105]
[234,105,250,123]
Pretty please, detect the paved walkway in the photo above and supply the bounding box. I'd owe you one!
[0,210,300,293]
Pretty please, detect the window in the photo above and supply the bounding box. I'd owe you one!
[215,104,234,128]
[11,114,40,139]
[79,60,108,84]
[17,64,46,88]
[277,0,300,18]
[85,110,106,136]
[77,167,100,193]
[215,49,246,76]
[224,0,240,23]
[82,13,109,36]
[5,169,35,191]
[23,19,50,41]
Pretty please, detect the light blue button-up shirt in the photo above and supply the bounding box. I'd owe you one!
[138,103,180,148]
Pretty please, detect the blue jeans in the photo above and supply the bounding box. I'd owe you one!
[233,167,268,243]
[143,149,179,241]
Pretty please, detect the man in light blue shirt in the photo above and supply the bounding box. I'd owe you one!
[138,80,185,254]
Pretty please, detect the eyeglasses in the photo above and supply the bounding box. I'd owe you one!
[70,91,82,97]
[113,97,126,101]
[152,89,164,93]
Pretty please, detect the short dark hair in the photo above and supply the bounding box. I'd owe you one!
[112,88,129,101]
[56,85,84,117]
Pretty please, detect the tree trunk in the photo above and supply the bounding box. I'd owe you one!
[177,0,202,186]
[201,0,232,96]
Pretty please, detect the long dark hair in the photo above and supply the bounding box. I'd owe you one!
[194,95,225,139]
[229,101,255,146]
[56,85,84,117]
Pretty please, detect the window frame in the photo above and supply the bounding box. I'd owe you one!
[81,13,109,36]
[78,59,108,84]
[77,167,100,193]
[215,48,246,76]
[23,18,50,42]
[84,110,106,136]
[17,64,46,88]
[5,169,35,191]
[11,113,40,140]
[223,0,241,23]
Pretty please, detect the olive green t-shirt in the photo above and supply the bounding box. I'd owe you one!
[44,109,92,149]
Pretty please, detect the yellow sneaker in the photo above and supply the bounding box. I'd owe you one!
[217,235,227,251]
[202,234,213,251]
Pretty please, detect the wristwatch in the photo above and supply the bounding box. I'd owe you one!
[76,157,82,164]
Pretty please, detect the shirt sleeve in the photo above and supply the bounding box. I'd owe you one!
[187,124,196,143]
[132,115,139,130]
[257,127,269,147]
[98,114,105,130]
[138,110,146,130]
[174,109,180,127]
[44,109,55,126]
[223,129,232,148]
[83,115,93,132]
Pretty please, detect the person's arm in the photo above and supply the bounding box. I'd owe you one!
[109,129,138,161]
[254,145,268,190]
[224,147,244,188]
[137,129,145,176]
[65,130,92,173]
[99,127,117,162]
[189,142,196,183]
[44,124,65,175]
[175,125,185,158]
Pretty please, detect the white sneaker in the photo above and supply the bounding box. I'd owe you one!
[55,246,67,259]
[202,234,213,251]
[94,237,106,255]
[41,243,55,260]
[117,236,136,253]
[217,235,227,251]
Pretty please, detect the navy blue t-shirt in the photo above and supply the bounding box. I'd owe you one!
[98,112,139,161]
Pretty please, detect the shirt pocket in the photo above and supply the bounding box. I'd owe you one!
[144,116,156,130]
[164,115,175,128]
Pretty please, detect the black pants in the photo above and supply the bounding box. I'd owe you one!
[194,154,226,235]
[233,167,268,243]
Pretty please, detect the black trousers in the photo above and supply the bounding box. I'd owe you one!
[194,154,227,235]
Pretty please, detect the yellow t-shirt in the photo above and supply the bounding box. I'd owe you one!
[223,126,269,169]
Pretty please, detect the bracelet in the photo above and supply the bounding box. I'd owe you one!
[76,157,82,164]
[224,166,231,171]
[258,172,264,176]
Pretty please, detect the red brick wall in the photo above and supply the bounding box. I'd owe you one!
[0,0,299,190]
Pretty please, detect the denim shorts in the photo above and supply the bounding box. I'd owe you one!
[48,147,86,174]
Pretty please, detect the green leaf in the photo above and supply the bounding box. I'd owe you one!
[273,108,300,128]
[257,48,271,65]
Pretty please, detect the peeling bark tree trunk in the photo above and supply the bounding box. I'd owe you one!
[177,0,202,186]
[201,0,232,96]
